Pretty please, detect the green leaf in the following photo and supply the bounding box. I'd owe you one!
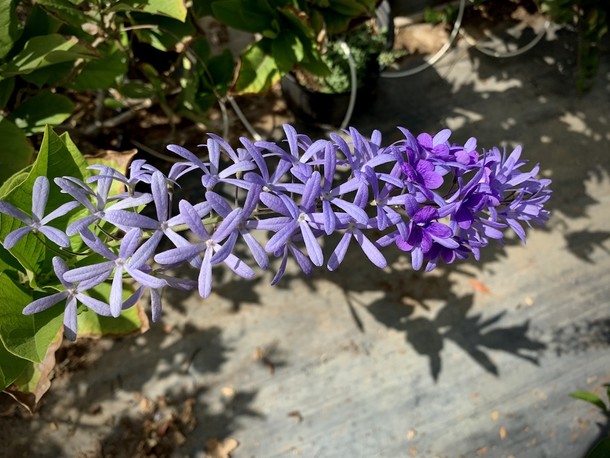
[0,117,34,184]
[211,0,277,35]
[0,272,63,363]
[69,47,128,90]
[35,0,91,28]
[588,437,610,458]
[119,81,156,99]
[131,13,195,51]
[271,32,303,73]
[0,167,29,198]
[0,244,22,274]
[140,0,187,22]
[0,76,13,108]
[202,49,235,95]
[78,281,149,337]
[78,304,149,337]
[9,92,74,135]
[0,34,96,79]
[234,40,280,94]
[570,391,608,412]
[19,61,74,88]
[0,339,27,391]
[0,0,22,59]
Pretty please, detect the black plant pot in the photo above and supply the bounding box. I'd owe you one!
[280,58,381,127]
[280,0,392,127]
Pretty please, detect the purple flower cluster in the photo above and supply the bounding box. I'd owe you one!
[0,125,551,339]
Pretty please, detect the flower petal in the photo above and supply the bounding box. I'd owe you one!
[300,222,323,267]
[110,266,123,317]
[327,232,352,271]
[155,243,202,265]
[63,261,113,284]
[63,296,78,341]
[77,293,112,317]
[38,226,71,247]
[198,248,213,298]
[32,176,50,220]
[23,291,68,315]
[41,201,80,224]
[0,200,30,223]
[3,226,32,249]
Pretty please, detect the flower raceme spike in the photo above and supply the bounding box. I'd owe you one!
[8,125,551,339]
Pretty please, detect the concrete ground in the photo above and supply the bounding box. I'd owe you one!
[1,9,609,458]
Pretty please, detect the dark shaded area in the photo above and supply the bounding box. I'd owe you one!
[565,230,610,263]
[551,317,610,356]
[0,321,262,457]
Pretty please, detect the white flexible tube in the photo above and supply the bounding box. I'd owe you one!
[339,41,358,131]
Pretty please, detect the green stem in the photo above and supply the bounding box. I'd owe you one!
[33,233,91,257]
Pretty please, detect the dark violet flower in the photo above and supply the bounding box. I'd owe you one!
[63,228,166,317]
[0,176,79,249]
[22,257,112,341]
[395,196,459,270]
[417,129,453,160]
[454,137,479,165]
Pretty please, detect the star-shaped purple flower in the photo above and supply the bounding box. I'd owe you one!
[0,176,79,249]
[63,228,166,317]
[22,257,112,341]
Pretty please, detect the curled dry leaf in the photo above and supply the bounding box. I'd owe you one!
[4,327,63,413]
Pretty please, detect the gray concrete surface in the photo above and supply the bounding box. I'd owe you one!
[2,16,610,458]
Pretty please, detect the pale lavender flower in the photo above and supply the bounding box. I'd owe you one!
[327,214,389,271]
[166,137,255,191]
[255,124,324,182]
[0,176,79,249]
[87,160,158,197]
[270,239,313,285]
[317,142,369,235]
[240,137,305,196]
[257,172,324,267]
[55,173,152,235]
[205,189,270,269]
[63,228,166,317]
[103,171,190,252]
[154,200,254,298]
[22,257,112,341]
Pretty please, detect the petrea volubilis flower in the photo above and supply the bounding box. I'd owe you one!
[22,257,112,341]
[0,176,79,249]
[63,228,166,317]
